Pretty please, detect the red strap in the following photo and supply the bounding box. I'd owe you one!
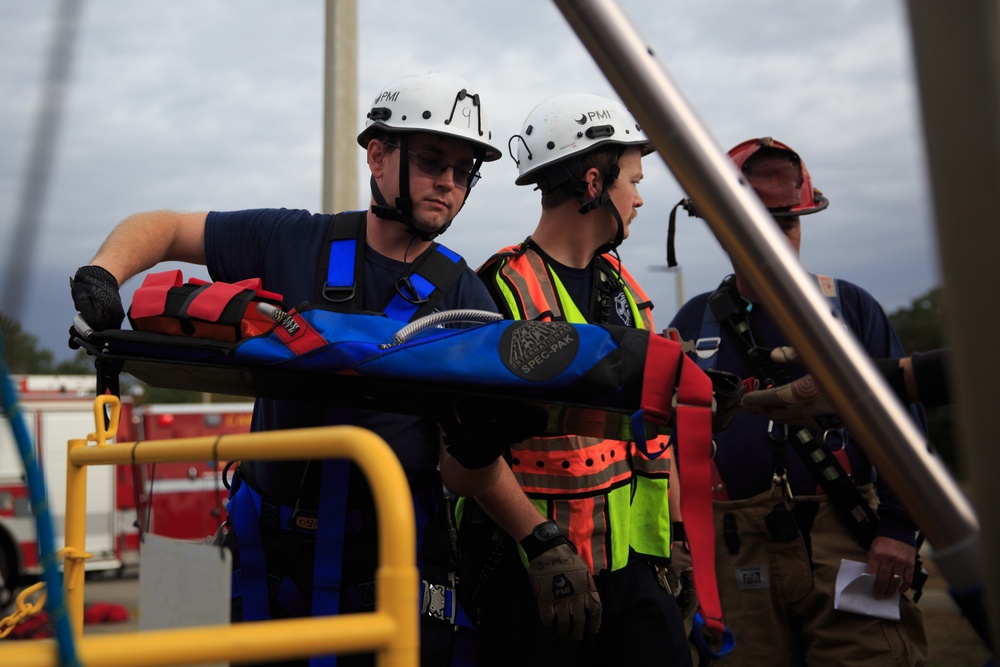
[272,310,327,355]
[230,277,283,303]
[129,270,183,318]
[184,282,247,322]
[676,353,726,638]
[641,334,682,425]
[643,333,727,636]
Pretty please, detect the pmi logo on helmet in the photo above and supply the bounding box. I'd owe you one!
[576,109,612,125]
[374,90,400,105]
[500,321,579,382]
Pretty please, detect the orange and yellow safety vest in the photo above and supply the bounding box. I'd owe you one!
[479,242,676,573]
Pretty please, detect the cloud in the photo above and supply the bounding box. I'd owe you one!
[0,0,940,359]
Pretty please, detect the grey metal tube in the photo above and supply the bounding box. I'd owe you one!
[906,0,1000,648]
[552,0,983,589]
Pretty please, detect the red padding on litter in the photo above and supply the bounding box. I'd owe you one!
[129,270,183,318]
[184,282,247,322]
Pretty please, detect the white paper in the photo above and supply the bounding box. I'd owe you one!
[833,559,901,620]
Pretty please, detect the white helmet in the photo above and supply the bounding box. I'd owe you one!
[358,71,501,162]
[511,93,651,188]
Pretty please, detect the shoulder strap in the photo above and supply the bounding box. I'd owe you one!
[319,211,367,310]
[318,211,467,322]
[378,242,467,322]
[488,241,564,322]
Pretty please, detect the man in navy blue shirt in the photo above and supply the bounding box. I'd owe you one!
[69,71,550,667]
[667,137,928,666]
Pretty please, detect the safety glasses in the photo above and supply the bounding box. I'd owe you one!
[385,143,481,189]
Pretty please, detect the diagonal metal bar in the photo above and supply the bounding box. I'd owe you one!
[552,0,984,597]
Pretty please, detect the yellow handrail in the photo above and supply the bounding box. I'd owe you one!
[1,395,418,666]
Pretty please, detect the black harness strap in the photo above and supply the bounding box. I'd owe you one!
[708,277,880,549]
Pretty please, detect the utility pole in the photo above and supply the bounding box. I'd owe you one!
[668,265,685,309]
[321,0,358,213]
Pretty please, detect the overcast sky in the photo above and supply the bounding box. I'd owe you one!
[1,1,940,360]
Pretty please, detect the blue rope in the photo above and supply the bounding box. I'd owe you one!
[0,336,81,666]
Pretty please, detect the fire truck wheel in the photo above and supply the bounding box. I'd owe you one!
[0,547,12,610]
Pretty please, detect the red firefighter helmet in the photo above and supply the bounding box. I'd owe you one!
[728,137,829,217]
[664,137,829,267]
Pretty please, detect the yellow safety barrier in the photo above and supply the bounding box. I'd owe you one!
[0,395,419,666]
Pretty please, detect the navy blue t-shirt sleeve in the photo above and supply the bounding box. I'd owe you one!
[205,208,331,307]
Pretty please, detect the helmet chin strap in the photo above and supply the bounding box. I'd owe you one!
[576,162,625,255]
[369,133,435,242]
[369,134,481,242]
[594,196,626,255]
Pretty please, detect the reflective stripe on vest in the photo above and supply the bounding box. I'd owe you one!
[511,436,633,496]
[490,245,653,328]
[486,245,672,570]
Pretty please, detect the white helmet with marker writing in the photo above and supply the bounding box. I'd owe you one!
[358,71,500,241]
[358,71,501,162]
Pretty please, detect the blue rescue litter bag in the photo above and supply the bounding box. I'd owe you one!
[76,302,684,442]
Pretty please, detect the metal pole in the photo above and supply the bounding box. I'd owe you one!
[3,0,83,320]
[552,0,984,590]
[670,266,685,309]
[906,0,1000,649]
[322,0,358,213]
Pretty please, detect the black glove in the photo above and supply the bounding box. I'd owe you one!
[440,398,548,469]
[521,521,602,640]
[704,368,745,432]
[70,265,125,332]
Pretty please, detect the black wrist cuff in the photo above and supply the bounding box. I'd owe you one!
[76,265,118,285]
[874,358,908,404]
[520,520,570,561]
[912,349,950,407]
[671,521,687,543]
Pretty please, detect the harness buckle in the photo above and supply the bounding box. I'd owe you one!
[771,469,794,500]
[767,419,789,443]
[420,580,457,624]
[694,336,721,360]
[322,284,357,304]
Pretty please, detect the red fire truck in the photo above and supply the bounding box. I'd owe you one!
[127,401,253,545]
[0,375,251,605]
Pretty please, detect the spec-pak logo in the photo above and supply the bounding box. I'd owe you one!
[500,321,579,382]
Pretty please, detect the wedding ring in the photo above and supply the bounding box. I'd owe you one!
[891,574,902,580]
